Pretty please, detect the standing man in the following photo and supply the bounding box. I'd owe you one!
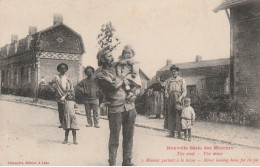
[96,46,137,166]
[162,65,186,138]
[52,63,74,128]
[77,66,100,128]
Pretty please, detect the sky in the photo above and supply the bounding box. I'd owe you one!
[0,0,230,78]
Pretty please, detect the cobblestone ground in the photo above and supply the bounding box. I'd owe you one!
[1,94,260,149]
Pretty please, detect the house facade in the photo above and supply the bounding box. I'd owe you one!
[0,14,85,99]
[214,0,260,110]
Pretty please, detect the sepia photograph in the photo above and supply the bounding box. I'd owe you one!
[0,0,260,166]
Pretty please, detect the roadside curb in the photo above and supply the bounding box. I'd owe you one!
[1,98,260,150]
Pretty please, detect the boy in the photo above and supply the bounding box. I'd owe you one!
[181,98,195,141]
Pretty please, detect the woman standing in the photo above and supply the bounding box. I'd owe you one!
[162,65,186,138]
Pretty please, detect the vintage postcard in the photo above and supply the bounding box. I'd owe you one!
[0,0,260,166]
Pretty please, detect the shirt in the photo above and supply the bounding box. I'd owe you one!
[77,76,99,101]
[52,74,74,101]
[61,75,68,90]
[162,76,187,99]
[181,106,195,121]
[97,65,135,113]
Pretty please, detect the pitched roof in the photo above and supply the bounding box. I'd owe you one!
[139,69,150,80]
[213,0,252,12]
[0,23,85,59]
[158,58,230,72]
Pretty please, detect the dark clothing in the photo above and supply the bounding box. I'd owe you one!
[108,109,137,164]
[163,76,186,133]
[84,101,100,126]
[77,77,99,100]
[97,67,135,113]
[97,65,136,165]
[58,102,65,124]
[78,77,100,125]
[164,91,182,132]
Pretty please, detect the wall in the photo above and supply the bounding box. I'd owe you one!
[231,3,260,110]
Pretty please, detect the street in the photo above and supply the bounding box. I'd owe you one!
[0,100,260,166]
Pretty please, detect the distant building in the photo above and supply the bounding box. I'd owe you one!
[139,69,150,95]
[214,0,260,110]
[0,14,85,98]
[149,56,230,101]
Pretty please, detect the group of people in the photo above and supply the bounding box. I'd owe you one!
[50,44,196,165]
[51,45,140,166]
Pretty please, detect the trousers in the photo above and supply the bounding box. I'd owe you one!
[57,102,65,125]
[84,102,100,126]
[108,109,137,164]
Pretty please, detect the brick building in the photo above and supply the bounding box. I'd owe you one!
[214,0,260,110]
[148,56,230,101]
[0,14,85,99]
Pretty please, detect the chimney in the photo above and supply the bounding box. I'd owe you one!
[195,55,202,62]
[53,14,63,26]
[166,59,172,66]
[11,34,18,43]
[29,26,37,35]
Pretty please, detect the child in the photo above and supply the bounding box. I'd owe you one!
[61,90,79,145]
[181,98,195,141]
[116,45,141,98]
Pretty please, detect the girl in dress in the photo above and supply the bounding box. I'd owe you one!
[61,90,79,145]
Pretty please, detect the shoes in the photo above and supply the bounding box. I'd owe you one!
[188,138,191,142]
[58,125,63,128]
[62,139,68,144]
[170,131,175,138]
[73,140,78,145]
[86,124,92,127]
[94,124,100,128]
[122,161,134,166]
[108,160,116,166]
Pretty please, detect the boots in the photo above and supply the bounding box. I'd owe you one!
[63,130,69,144]
[122,159,134,166]
[72,130,78,145]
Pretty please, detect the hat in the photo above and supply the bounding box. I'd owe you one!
[57,63,68,72]
[170,65,180,71]
[97,46,112,66]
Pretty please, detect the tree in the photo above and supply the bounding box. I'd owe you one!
[97,22,121,50]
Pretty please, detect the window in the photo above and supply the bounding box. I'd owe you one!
[16,68,19,84]
[1,70,5,85]
[186,85,197,101]
[21,66,24,79]
[28,67,31,83]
